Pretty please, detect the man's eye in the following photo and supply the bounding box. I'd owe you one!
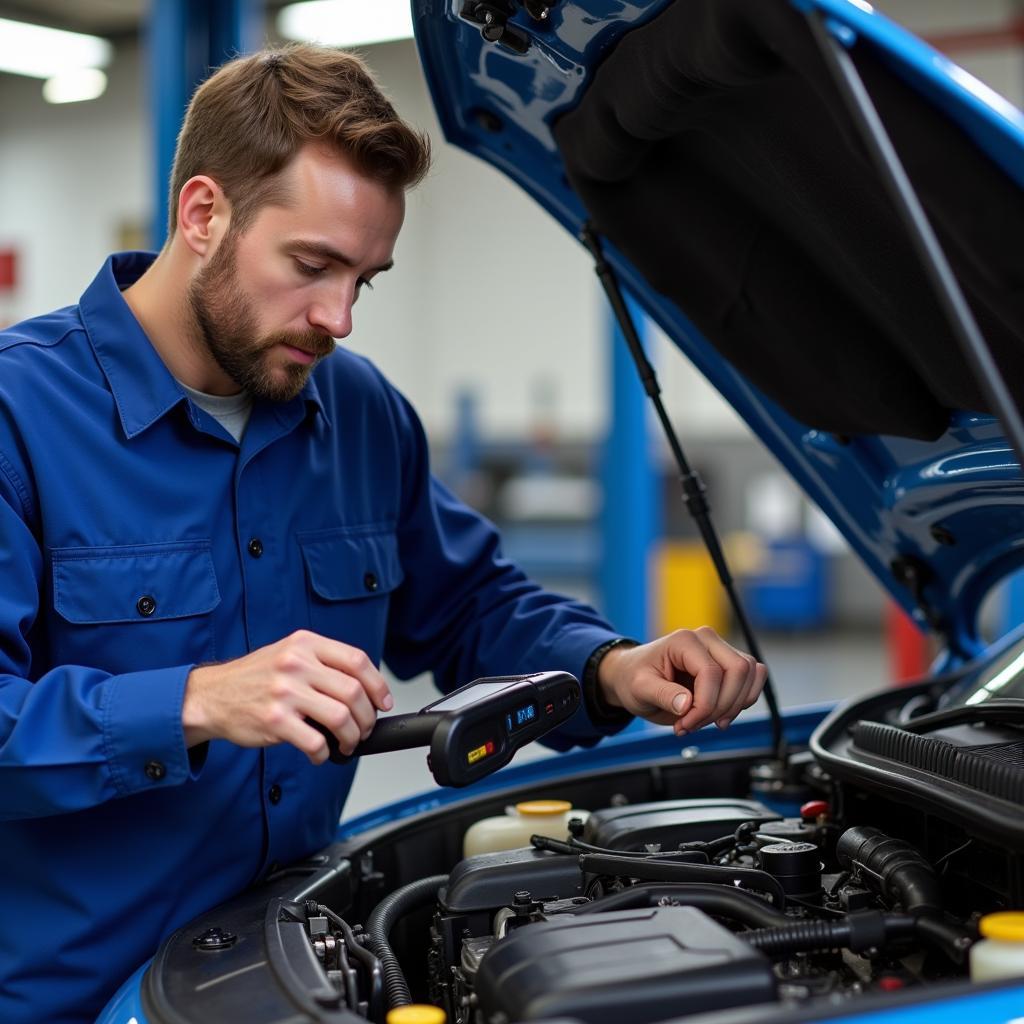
[295,260,326,277]
[357,277,374,292]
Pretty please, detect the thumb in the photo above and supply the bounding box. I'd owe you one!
[632,668,694,720]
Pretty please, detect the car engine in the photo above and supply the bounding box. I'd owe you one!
[293,783,981,1024]
[415,797,973,1024]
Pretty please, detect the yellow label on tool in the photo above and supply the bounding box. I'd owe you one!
[467,741,493,765]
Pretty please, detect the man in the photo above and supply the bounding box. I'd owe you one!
[0,45,766,1023]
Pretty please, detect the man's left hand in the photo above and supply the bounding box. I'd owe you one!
[596,628,767,735]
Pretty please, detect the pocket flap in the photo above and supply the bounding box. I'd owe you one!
[52,542,221,624]
[299,528,404,601]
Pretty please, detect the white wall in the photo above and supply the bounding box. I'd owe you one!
[0,45,149,328]
[0,1,1020,444]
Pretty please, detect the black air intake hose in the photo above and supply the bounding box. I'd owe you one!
[744,911,915,957]
[570,882,788,928]
[364,874,448,1009]
[744,910,973,965]
[835,827,942,916]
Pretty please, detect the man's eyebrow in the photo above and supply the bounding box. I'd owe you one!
[288,240,394,274]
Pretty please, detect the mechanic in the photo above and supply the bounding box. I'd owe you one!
[0,44,767,1024]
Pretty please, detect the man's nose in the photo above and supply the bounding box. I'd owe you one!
[307,294,353,340]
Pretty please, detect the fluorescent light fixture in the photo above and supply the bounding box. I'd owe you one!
[43,67,108,104]
[277,0,414,48]
[0,17,112,80]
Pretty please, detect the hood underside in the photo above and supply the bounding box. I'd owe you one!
[552,0,1024,441]
[414,0,1024,653]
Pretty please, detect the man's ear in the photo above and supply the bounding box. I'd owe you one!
[176,175,231,256]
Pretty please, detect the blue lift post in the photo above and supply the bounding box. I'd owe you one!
[147,0,263,249]
[598,299,659,643]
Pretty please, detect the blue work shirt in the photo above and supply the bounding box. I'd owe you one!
[0,252,624,1024]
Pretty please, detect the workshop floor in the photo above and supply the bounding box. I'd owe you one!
[343,629,888,818]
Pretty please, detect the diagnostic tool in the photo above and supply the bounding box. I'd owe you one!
[316,671,580,787]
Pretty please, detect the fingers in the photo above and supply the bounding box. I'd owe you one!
[676,629,757,732]
[299,688,363,755]
[264,631,391,759]
[276,713,331,766]
[622,622,761,737]
[310,633,394,712]
[310,668,378,740]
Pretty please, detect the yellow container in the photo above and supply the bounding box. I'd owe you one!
[386,1006,446,1024]
[655,540,728,637]
[970,912,1024,981]
[462,800,588,858]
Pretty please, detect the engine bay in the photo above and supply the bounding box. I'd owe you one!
[139,657,1024,1024]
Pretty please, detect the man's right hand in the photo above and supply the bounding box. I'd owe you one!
[182,630,394,764]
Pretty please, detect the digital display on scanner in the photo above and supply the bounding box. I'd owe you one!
[506,702,537,733]
[429,680,519,712]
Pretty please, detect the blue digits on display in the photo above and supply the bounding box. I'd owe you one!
[516,704,536,726]
[506,703,537,733]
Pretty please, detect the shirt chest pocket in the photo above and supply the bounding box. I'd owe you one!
[50,541,221,673]
[298,527,404,666]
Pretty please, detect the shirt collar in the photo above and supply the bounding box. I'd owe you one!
[79,252,329,438]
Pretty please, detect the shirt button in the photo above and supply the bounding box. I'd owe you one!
[137,595,157,617]
[145,760,166,781]
[247,538,264,558]
[363,572,379,592]
[268,783,282,805]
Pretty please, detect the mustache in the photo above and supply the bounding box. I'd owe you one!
[261,330,336,359]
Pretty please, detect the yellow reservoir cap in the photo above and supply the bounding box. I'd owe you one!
[386,1006,447,1024]
[980,912,1024,941]
[515,799,572,816]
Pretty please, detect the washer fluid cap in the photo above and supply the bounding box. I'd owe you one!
[980,912,1024,941]
[386,1005,447,1024]
[516,799,572,816]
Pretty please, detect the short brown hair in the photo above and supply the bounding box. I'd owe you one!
[168,44,431,237]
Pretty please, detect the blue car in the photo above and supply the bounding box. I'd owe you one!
[99,0,1024,1021]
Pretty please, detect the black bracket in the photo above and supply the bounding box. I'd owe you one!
[890,555,943,631]
[460,1,532,54]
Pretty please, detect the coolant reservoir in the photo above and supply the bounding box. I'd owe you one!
[462,800,588,858]
[386,1006,446,1024]
[970,912,1024,981]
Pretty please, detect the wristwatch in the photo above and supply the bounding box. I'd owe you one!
[582,637,639,727]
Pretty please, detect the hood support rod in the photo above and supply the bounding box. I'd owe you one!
[805,8,1024,477]
[581,225,786,764]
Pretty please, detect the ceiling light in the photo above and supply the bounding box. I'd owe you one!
[0,17,111,80]
[277,0,414,48]
[43,68,108,104]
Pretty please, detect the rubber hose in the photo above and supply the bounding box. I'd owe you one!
[364,874,448,1009]
[835,827,942,916]
[577,851,787,908]
[570,882,788,928]
[362,935,410,1010]
[744,912,917,958]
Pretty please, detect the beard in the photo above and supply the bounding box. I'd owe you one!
[187,233,335,402]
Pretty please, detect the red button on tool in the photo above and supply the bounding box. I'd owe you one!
[800,800,830,823]
[877,976,904,992]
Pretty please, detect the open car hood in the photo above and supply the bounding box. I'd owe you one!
[412,0,1024,657]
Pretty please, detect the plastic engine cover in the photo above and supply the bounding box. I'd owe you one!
[474,906,777,1023]
[583,798,779,851]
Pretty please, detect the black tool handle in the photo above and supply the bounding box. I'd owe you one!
[310,712,444,764]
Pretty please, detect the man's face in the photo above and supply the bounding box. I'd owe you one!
[188,144,405,401]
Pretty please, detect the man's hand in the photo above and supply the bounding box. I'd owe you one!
[182,630,394,764]
[596,628,766,735]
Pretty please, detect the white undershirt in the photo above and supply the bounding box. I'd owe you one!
[178,381,253,443]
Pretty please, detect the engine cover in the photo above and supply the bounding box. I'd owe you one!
[473,906,777,1023]
[583,798,779,851]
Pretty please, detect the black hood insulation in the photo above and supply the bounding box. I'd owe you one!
[554,0,1024,440]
